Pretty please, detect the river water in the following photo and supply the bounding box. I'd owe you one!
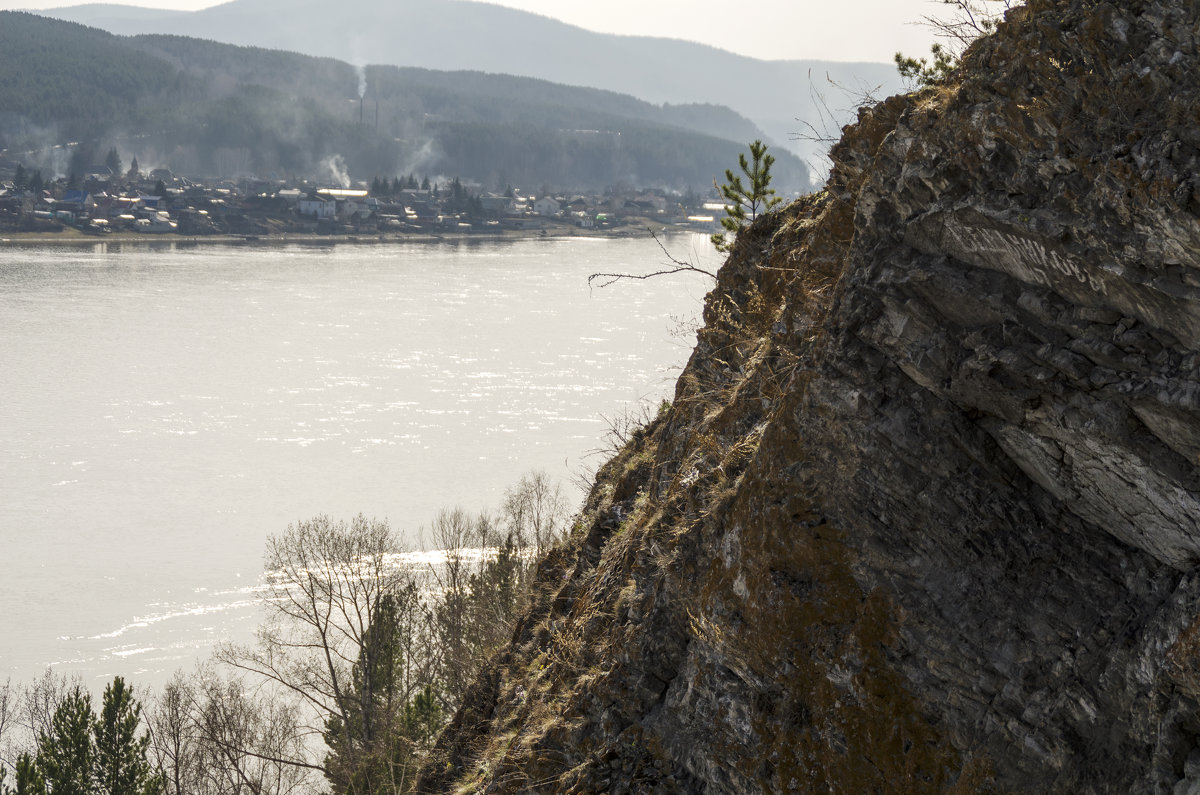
[0,235,715,690]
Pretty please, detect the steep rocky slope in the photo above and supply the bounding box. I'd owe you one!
[418,0,1200,791]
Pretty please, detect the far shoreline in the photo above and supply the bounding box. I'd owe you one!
[0,217,706,249]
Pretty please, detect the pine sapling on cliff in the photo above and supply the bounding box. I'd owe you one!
[712,139,781,253]
[895,0,1020,87]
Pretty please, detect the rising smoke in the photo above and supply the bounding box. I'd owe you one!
[320,154,352,188]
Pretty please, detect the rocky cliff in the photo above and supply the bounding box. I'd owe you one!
[418,0,1200,791]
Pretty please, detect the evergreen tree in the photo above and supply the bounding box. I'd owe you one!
[324,590,432,793]
[467,195,484,221]
[104,148,121,177]
[401,686,441,749]
[12,164,26,191]
[420,176,430,191]
[443,178,472,214]
[36,686,95,795]
[894,43,958,88]
[0,752,46,795]
[94,677,163,795]
[455,530,527,661]
[711,139,781,253]
[895,0,1012,88]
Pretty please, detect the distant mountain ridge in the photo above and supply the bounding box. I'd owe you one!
[0,11,809,191]
[41,0,906,168]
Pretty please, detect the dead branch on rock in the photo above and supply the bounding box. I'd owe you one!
[792,70,886,176]
[587,228,716,288]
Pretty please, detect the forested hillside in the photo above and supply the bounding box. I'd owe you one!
[0,12,809,191]
[45,0,904,167]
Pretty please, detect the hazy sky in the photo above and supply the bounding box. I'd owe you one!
[0,0,952,63]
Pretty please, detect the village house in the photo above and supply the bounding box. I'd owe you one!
[533,196,561,216]
[479,193,516,217]
[298,193,338,220]
[633,193,668,213]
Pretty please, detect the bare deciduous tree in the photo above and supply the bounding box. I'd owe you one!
[425,472,570,715]
[145,672,205,795]
[216,514,427,790]
[146,668,317,795]
[426,508,479,709]
[191,672,315,795]
[502,470,569,557]
[15,668,81,755]
[0,678,14,770]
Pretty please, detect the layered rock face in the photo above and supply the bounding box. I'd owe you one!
[419,0,1200,791]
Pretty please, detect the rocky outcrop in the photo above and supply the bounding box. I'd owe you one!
[418,1,1200,791]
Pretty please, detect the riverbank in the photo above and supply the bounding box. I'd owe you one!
[0,216,703,248]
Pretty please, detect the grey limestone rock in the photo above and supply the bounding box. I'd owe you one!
[419,1,1200,791]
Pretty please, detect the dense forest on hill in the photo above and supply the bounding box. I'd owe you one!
[43,0,905,168]
[0,12,809,191]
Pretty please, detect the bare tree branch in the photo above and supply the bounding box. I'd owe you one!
[588,228,716,287]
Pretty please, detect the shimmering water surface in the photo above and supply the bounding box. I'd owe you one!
[0,236,714,689]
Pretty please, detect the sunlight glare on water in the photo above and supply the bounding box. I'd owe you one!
[0,235,716,689]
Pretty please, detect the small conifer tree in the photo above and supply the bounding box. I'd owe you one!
[0,752,45,795]
[36,686,94,795]
[105,148,122,178]
[94,677,163,795]
[711,139,781,253]
[18,679,162,795]
[895,0,1017,88]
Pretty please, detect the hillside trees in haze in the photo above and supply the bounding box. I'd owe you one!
[0,14,182,143]
[0,12,809,192]
[37,0,907,170]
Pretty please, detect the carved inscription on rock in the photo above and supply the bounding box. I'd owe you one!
[904,213,1200,348]
[940,224,1108,296]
